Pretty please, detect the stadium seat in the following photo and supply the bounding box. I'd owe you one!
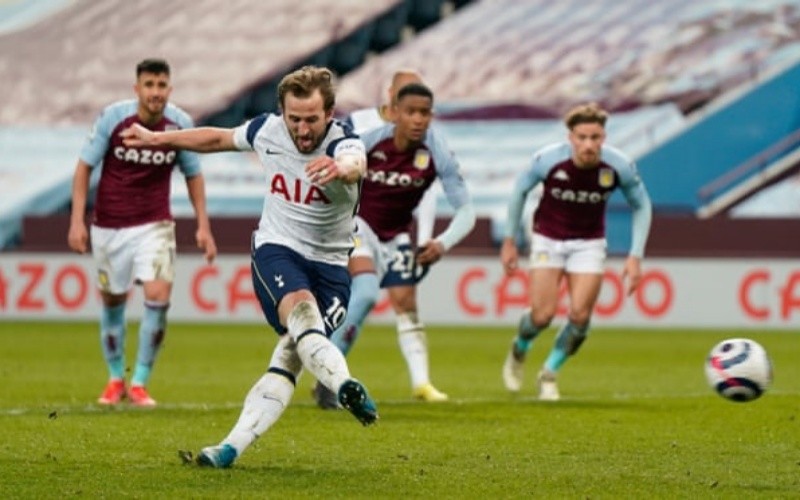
[336,0,800,116]
[407,0,444,31]
[0,0,407,126]
[369,1,411,52]
[330,24,376,75]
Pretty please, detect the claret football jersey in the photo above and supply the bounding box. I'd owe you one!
[79,99,200,228]
[357,123,470,241]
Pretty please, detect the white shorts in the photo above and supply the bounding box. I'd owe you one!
[351,216,423,286]
[90,220,176,294]
[528,232,607,274]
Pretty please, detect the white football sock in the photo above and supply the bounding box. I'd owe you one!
[288,301,351,393]
[397,312,430,388]
[222,335,302,455]
[223,372,295,455]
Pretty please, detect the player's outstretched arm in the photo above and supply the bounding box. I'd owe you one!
[121,123,237,153]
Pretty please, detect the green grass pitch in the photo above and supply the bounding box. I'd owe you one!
[0,321,798,498]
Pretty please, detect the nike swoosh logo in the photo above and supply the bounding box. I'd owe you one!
[265,149,281,155]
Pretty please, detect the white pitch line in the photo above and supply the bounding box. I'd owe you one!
[1,390,795,417]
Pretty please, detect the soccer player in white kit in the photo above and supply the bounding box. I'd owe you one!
[122,66,377,468]
[68,58,217,407]
[500,103,652,401]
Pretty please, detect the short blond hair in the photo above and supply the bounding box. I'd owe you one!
[564,102,608,130]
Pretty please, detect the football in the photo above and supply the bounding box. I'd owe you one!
[705,338,772,402]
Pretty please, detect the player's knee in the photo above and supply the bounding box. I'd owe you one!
[286,300,326,342]
[568,309,592,326]
[268,335,303,378]
[101,292,128,308]
[388,284,417,312]
[530,308,555,329]
[391,296,416,312]
[143,280,172,303]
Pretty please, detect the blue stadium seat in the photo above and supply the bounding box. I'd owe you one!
[0,0,408,126]
[336,0,800,117]
[330,24,376,75]
[407,0,444,31]
[370,1,411,52]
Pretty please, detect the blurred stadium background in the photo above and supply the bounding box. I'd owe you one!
[1,0,799,328]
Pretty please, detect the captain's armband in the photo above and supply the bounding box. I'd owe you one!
[335,153,366,179]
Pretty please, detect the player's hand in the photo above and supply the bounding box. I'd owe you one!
[305,156,339,185]
[622,255,642,296]
[500,238,519,276]
[67,220,89,254]
[196,227,217,264]
[120,123,157,147]
[416,240,445,265]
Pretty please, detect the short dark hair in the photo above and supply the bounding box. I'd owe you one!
[277,66,336,112]
[136,58,170,77]
[396,82,434,103]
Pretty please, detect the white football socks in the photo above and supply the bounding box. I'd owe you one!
[220,300,356,456]
[288,301,351,394]
[222,334,302,454]
[397,311,430,388]
[223,372,294,455]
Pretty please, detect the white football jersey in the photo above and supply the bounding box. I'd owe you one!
[233,114,366,266]
[346,107,385,134]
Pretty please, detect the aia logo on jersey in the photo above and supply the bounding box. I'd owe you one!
[270,173,331,205]
[598,168,615,188]
[413,150,430,170]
